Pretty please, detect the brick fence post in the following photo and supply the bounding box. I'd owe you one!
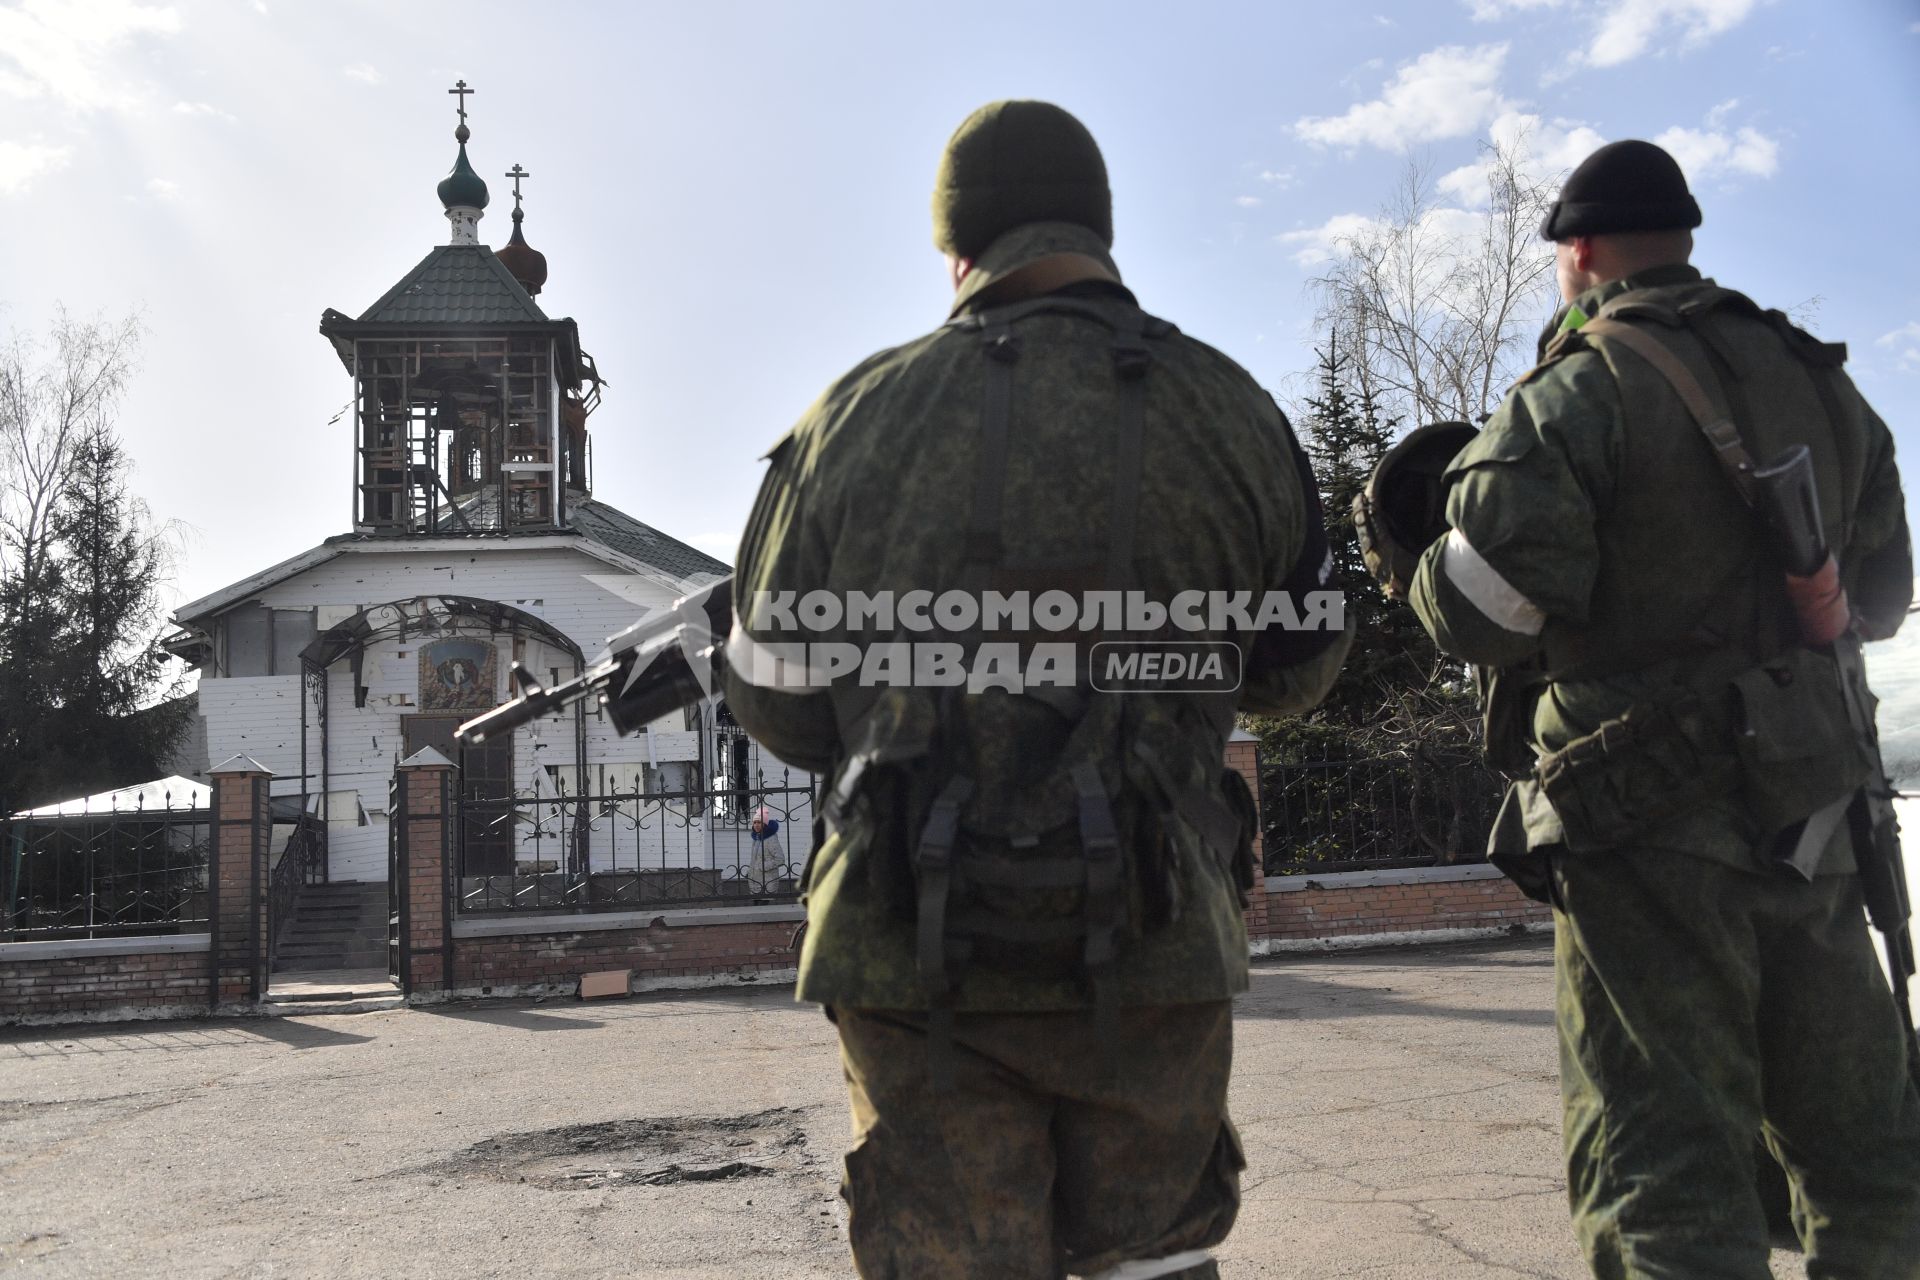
[396,748,455,997]
[209,755,272,1007]
[1224,730,1271,951]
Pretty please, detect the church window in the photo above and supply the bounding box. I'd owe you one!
[221,606,317,677]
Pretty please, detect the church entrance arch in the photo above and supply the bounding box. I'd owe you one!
[297,595,584,882]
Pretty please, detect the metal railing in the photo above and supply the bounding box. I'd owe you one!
[267,815,325,966]
[2,792,212,940]
[453,748,817,914]
[1260,750,1503,875]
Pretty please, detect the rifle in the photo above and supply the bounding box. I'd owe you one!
[1753,447,1920,1077]
[454,577,733,746]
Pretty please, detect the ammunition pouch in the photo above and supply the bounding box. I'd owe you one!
[1729,645,1872,844]
[1533,646,1872,855]
[1219,765,1261,903]
[1479,661,1547,777]
[1535,691,1739,853]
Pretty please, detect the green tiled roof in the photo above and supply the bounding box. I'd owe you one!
[357,244,549,325]
[571,500,732,580]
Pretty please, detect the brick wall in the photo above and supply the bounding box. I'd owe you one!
[1263,865,1551,949]
[445,912,801,998]
[400,765,449,991]
[212,763,270,1004]
[0,937,211,1024]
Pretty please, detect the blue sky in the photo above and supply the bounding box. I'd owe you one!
[3,0,1918,712]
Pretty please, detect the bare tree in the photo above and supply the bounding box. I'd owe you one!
[1311,130,1559,429]
[0,309,144,624]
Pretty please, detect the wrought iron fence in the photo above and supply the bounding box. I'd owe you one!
[2,792,212,940]
[453,738,817,914]
[1259,749,1503,875]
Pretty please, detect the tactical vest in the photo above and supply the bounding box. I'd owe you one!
[815,295,1280,1076]
[1517,281,1874,855]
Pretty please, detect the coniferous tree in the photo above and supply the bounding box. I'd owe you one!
[36,430,189,799]
[1274,331,1452,729]
[1248,334,1500,868]
[0,314,186,812]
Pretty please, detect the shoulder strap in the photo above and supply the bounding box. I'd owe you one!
[1578,313,1760,510]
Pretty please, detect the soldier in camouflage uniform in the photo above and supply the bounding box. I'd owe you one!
[1408,139,1920,1276]
[723,101,1350,1278]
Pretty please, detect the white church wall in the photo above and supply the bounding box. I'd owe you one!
[247,543,680,652]
[200,677,305,777]
[191,541,743,884]
[315,664,408,883]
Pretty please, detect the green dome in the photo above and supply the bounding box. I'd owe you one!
[437,143,490,211]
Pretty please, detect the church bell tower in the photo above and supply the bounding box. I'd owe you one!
[318,80,601,536]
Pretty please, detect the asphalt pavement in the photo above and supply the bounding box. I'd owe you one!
[0,936,1804,1279]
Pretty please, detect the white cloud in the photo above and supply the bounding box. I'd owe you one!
[343,63,383,85]
[1582,0,1761,68]
[1654,123,1779,180]
[1277,213,1382,266]
[1296,43,1511,151]
[1705,97,1739,128]
[1436,110,1607,205]
[172,99,234,123]
[1877,322,1920,374]
[146,176,179,200]
[0,138,71,194]
[1466,0,1566,20]
[1257,167,1296,187]
[0,0,181,112]
[1234,195,1263,208]
[1279,204,1516,320]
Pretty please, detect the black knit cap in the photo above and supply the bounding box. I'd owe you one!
[932,100,1112,260]
[1540,139,1702,241]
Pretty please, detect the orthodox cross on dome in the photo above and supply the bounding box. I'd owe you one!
[496,161,548,295]
[437,78,489,244]
[448,79,474,142]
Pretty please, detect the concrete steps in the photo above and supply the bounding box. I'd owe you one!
[273,881,392,975]
[263,967,401,1015]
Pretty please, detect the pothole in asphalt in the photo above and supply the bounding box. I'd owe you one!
[431,1106,818,1191]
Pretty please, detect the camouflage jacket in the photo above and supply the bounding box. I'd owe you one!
[1411,265,1911,873]
[725,220,1350,1010]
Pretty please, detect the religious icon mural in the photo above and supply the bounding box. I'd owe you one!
[419,637,498,712]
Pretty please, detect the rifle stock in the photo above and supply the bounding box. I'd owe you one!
[455,577,734,746]
[1755,448,1918,1073]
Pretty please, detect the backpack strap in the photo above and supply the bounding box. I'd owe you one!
[914,774,974,997]
[914,774,972,1091]
[964,318,1021,573]
[1072,759,1124,1063]
[1105,313,1157,591]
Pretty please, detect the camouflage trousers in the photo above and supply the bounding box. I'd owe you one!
[831,1001,1243,1279]
[1552,850,1920,1278]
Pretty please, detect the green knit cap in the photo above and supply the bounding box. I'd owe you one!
[932,100,1112,260]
